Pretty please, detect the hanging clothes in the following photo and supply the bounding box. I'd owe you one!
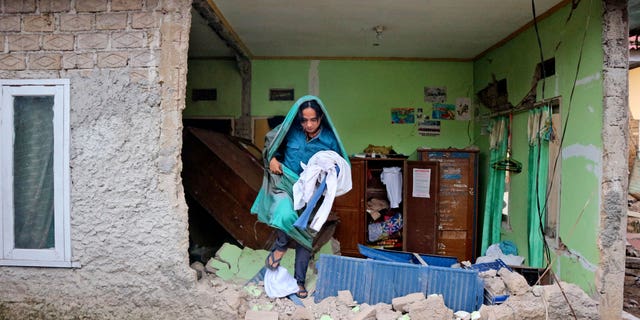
[381,167,402,208]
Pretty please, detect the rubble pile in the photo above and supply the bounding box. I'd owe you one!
[192,259,600,320]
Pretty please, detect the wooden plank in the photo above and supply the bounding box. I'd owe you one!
[183,128,271,249]
[627,256,640,269]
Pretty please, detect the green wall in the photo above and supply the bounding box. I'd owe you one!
[186,59,475,156]
[184,59,242,118]
[473,0,603,293]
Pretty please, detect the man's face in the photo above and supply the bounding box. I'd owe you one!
[301,107,322,137]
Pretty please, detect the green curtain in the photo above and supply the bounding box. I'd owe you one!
[13,96,55,249]
[527,106,551,267]
[481,116,508,255]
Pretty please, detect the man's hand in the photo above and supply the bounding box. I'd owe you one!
[269,157,283,175]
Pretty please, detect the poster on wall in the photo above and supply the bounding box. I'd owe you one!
[412,168,431,198]
[391,108,415,124]
[417,119,441,136]
[455,97,472,120]
[432,103,456,120]
[424,86,447,103]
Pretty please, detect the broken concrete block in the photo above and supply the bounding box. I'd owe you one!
[244,310,278,320]
[206,258,234,280]
[498,267,530,295]
[217,242,243,274]
[337,290,355,306]
[542,282,599,319]
[484,275,508,295]
[407,294,453,320]
[351,304,376,320]
[291,306,314,320]
[373,304,402,320]
[391,292,425,313]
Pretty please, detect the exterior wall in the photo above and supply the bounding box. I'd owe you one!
[0,1,227,318]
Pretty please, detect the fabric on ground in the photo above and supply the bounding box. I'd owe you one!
[264,266,299,298]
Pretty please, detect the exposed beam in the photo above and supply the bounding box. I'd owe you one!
[192,0,252,60]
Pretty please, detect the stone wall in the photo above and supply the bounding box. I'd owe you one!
[0,1,224,318]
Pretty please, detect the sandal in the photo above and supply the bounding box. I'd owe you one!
[265,249,286,271]
[295,285,308,299]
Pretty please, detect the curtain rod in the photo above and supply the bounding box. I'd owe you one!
[480,96,561,120]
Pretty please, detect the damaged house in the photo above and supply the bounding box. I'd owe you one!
[0,0,635,319]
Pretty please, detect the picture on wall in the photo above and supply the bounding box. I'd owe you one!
[391,108,415,124]
[424,86,447,103]
[417,119,441,136]
[269,88,294,101]
[455,97,472,120]
[432,103,456,120]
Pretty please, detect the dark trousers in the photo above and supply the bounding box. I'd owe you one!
[274,229,311,286]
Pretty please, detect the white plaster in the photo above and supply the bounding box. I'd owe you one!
[309,60,320,96]
[562,144,602,178]
[566,247,597,272]
[587,105,594,113]
[575,72,601,86]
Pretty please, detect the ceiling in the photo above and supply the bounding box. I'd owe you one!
[189,0,574,60]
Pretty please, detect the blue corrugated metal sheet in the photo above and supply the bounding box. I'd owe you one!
[357,244,458,267]
[315,254,484,312]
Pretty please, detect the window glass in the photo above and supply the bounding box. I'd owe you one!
[13,96,55,249]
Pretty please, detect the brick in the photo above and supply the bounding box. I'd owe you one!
[131,12,158,29]
[111,31,145,48]
[75,0,107,12]
[62,52,94,69]
[97,51,127,68]
[28,53,61,70]
[129,67,156,83]
[39,0,70,12]
[8,34,40,51]
[145,0,160,10]
[0,54,26,70]
[129,50,159,67]
[77,33,108,49]
[0,16,21,32]
[5,0,36,13]
[146,30,160,49]
[23,14,54,32]
[112,0,143,11]
[43,34,74,51]
[96,13,127,30]
[60,14,94,31]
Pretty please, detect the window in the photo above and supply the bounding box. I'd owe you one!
[1,79,72,267]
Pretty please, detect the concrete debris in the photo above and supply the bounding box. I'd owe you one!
[406,294,454,320]
[497,267,530,295]
[194,243,600,319]
[391,292,425,312]
[336,290,355,306]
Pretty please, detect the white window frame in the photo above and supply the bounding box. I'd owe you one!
[0,79,72,267]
